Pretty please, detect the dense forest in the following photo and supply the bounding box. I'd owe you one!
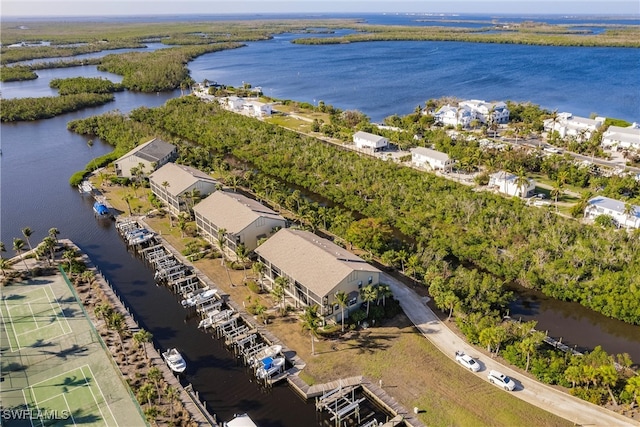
[1,93,114,122]
[50,76,125,95]
[68,96,640,327]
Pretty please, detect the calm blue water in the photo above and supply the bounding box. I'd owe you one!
[187,36,640,122]
[1,17,640,421]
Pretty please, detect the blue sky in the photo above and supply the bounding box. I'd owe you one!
[2,1,639,17]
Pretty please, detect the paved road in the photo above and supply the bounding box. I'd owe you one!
[382,273,639,427]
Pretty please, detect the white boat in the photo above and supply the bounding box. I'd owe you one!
[198,309,234,328]
[128,231,155,246]
[256,356,285,379]
[248,344,282,367]
[225,413,257,427]
[162,348,186,373]
[181,288,217,307]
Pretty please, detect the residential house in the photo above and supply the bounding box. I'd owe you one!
[243,100,272,117]
[114,138,177,178]
[224,96,245,111]
[353,131,389,151]
[193,191,287,253]
[488,171,536,197]
[433,104,472,127]
[458,100,510,124]
[410,147,455,171]
[601,125,640,151]
[584,196,640,229]
[543,112,605,141]
[254,228,381,323]
[149,163,218,215]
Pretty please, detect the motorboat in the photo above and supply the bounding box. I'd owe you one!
[181,288,217,307]
[248,344,282,367]
[128,231,155,246]
[198,309,234,329]
[162,348,186,373]
[93,201,109,216]
[224,413,257,427]
[256,356,285,379]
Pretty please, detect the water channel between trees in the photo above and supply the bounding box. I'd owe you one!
[1,37,639,424]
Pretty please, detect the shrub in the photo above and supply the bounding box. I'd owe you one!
[246,280,261,294]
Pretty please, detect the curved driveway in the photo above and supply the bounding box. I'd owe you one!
[383,273,639,427]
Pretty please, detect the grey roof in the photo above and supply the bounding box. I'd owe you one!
[255,228,380,297]
[353,131,387,143]
[588,196,640,218]
[410,146,451,162]
[193,191,285,234]
[149,163,217,196]
[122,138,176,163]
[604,126,640,143]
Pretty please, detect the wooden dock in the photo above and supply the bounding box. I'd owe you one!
[68,240,219,426]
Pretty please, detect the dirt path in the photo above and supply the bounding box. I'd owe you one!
[382,272,639,427]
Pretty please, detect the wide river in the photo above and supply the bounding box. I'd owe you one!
[1,16,639,423]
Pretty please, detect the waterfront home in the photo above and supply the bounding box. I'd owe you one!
[433,104,473,127]
[543,112,605,141]
[254,228,381,323]
[353,131,389,151]
[149,163,218,215]
[114,138,177,178]
[224,96,245,111]
[584,196,640,229]
[410,146,455,171]
[458,100,510,124]
[243,100,272,117]
[488,171,536,197]
[601,125,640,151]
[193,190,286,253]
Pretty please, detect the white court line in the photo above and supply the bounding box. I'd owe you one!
[81,365,115,426]
[44,285,72,334]
[61,393,78,427]
[2,298,20,352]
[22,385,43,427]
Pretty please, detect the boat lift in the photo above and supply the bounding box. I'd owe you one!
[316,383,365,426]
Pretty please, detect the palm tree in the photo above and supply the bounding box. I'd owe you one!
[519,331,546,372]
[123,193,133,216]
[12,238,29,273]
[40,236,56,266]
[252,261,266,291]
[235,243,249,279]
[360,285,378,317]
[514,168,530,198]
[335,290,349,332]
[165,386,179,423]
[300,305,321,355]
[0,257,13,277]
[21,227,34,252]
[564,365,582,388]
[48,227,60,243]
[62,249,76,273]
[147,366,163,402]
[273,276,289,312]
[177,212,188,238]
[216,228,227,265]
[106,311,128,364]
[133,329,153,360]
[137,382,157,408]
[550,183,563,210]
[377,284,393,307]
[624,203,636,228]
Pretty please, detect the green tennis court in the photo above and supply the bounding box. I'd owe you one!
[21,365,118,427]
[1,285,72,351]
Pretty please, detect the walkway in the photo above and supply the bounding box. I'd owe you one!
[382,272,639,427]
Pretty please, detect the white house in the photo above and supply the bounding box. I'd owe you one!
[410,147,455,171]
[433,104,472,128]
[584,196,640,229]
[488,171,536,197]
[353,131,389,151]
[193,191,287,253]
[601,125,640,151]
[459,100,510,124]
[243,100,272,117]
[543,112,605,141]
[224,96,245,111]
[149,163,218,215]
[254,228,381,322]
[114,138,177,178]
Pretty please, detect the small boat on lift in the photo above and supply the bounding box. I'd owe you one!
[256,356,285,379]
[248,344,282,367]
[93,201,109,216]
[181,288,217,307]
[162,348,186,373]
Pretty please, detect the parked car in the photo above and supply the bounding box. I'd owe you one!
[455,351,481,372]
[488,370,516,391]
